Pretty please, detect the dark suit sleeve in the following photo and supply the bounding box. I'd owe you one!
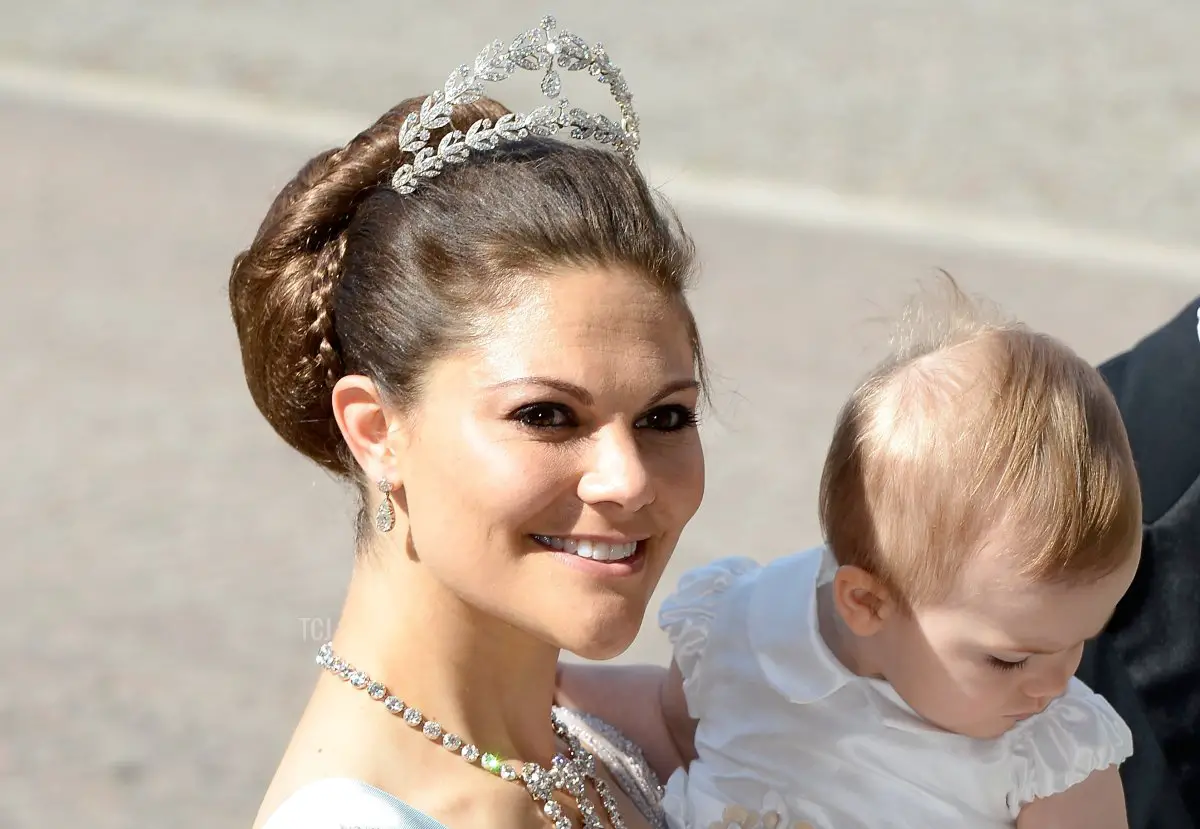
[1079,296,1200,829]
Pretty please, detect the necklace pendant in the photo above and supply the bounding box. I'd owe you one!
[523,762,556,802]
[578,798,604,829]
[551,754,587,797]
[594,779,627,829]
[542,799,573,829]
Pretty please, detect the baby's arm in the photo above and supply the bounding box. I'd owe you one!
[558,556,759,782]
[1016,766,1128,829]
[555,660,698,783]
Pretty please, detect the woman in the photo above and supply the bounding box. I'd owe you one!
[230,17,706,829]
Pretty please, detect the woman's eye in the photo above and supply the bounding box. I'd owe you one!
[512,403,576,429]
[635,405,698,432]
[987,655,1029,672]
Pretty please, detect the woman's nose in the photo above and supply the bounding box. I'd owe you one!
[577,426,654,512]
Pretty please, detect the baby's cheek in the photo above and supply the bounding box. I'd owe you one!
[974,669,1024,713]
[943,659,1002,704]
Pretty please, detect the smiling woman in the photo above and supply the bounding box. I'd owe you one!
[324,263,704,664]
[226,16,706,829]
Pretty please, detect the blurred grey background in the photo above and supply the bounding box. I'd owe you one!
[2,3,1198,828]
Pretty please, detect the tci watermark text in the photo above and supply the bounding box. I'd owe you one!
[299,617,334,642]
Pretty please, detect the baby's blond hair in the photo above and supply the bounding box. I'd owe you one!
[819,278,1142,609]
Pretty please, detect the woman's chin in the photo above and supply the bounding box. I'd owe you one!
[555,614,643,661]
[567,638,634,662]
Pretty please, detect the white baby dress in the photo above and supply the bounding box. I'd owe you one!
[658,547,1133,829]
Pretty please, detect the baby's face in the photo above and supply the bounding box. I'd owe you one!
[875,545,1139,739]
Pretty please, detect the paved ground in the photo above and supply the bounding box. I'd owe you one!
[2,4,1199,828]
[3,0,1200,247]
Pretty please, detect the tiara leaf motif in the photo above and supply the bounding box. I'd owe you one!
[390,15,640,195]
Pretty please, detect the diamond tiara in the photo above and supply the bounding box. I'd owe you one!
[390,15,640,196]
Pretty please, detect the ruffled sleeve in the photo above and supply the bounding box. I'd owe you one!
[1007,678,1134,818]
[658,557,760,705]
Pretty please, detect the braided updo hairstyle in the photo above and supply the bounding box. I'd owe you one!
[228,96,702,529]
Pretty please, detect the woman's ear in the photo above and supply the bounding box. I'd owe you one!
[331,375,404,484]
[831,565,896,636]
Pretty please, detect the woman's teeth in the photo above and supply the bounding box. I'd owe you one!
[532,535,638,561]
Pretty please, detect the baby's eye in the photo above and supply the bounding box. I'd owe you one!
[987,655,1029,672]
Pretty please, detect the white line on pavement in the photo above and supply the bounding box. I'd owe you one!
[4,60,1199,285]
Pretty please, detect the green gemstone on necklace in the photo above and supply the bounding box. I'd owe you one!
[481,753,502,773]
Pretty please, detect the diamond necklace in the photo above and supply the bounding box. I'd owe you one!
[317,643,626,829]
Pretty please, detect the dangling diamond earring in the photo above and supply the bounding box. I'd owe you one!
[375,478,395,533]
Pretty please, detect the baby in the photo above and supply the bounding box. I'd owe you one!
[558,286,1141,828]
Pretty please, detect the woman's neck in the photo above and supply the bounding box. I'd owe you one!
[329,545,562,768]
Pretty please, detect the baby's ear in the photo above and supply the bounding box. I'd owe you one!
[831,566,896,636]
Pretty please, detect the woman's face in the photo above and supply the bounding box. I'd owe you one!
[389,265,704,659]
